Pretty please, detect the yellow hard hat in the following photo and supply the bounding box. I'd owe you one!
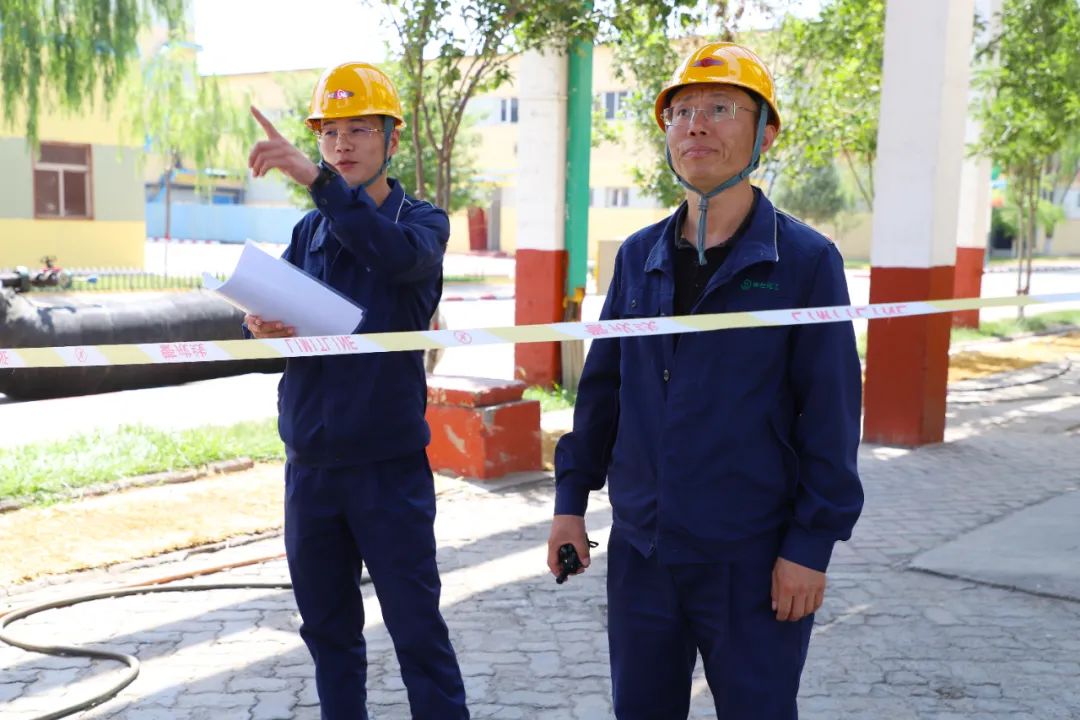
[305,62,405,131]
[653,42,780,132]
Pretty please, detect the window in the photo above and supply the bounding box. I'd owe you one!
[590,187,631,208]
[34,143,92,218]
[605,187,630,208]
[500,97,519,123]
[603,91,629,120]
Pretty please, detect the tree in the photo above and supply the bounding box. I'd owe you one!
[1041,128,1080,252]
[774,160,848,224]
[124,38,256,259]
[0,0,186,144]
[278,66,482,213]
[972,0,1080,312]
[380,0,593,211]
[380,0,790,211]
[773,0,884,210]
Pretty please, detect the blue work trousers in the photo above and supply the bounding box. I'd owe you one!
[607,528,813,719]
[284,453,469,720]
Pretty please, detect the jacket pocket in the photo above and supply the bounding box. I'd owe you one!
[769,409,799,499]
[619,283,659,318]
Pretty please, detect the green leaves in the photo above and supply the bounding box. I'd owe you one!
[123,37,257,198]
[773,0,884,209]
[382,0,592,211]
[774,160,848,224]
[972,0,1080,297]
[0,0,186,144]
[973,0,1080,174]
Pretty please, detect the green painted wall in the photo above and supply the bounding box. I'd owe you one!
[0,140,142,222]
[92,145,145,222]
[0,138,34,219]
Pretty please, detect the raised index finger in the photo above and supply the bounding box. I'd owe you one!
[250,105,282,139]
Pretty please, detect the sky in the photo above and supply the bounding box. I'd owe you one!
[192,0,824,76]
[192,0,398,75]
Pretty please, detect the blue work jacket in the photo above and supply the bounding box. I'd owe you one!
[554,191,863,572]
[275,176,448,467]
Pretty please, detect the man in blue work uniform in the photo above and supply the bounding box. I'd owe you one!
[244,62,469,719]
[548,42,864,719]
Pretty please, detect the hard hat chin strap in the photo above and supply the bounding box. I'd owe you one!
[665,100,768,265]
[359,115,397,189]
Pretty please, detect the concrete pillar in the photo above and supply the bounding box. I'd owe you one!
[953,0,1000,328]
[514,49,568,387]
[864,0,976,446]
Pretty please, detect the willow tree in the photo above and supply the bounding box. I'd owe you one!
[124,38,256,258]
[0,0,186,144]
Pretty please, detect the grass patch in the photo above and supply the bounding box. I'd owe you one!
[854,310,1080,359]
[0,419,284,506]
[29,273,218,293]
[443,274,514,285]
[524,384,578,412]
[986,255,1080,266]
[443,274,487,284]
[950,310,1080,344]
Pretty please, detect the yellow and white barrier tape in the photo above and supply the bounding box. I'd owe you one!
[1,293,1078,369]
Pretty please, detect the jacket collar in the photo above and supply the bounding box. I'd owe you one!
[644,187,779,277]
[378,178,407,222]
[311,177,407,253]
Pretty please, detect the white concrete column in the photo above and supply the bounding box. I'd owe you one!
[864,0,976,446]
[514,49,568,386]
[516,49,567,253]
[953,0,1001,327]
[870,0,974,270]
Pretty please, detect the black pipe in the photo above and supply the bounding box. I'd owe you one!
[0,289,285,399]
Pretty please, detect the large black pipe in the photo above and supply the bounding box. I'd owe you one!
[0,290,284,400]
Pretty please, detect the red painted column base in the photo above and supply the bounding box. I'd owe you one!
[952,246,985,329]
[514,249,567,388]
[425,376,542,480]
[863,265,955,446]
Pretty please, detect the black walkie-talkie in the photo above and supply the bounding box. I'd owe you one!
[555,539,598,584]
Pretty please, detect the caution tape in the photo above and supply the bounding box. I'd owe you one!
[1,292,1078,369]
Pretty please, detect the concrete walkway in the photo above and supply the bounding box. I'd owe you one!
[1,361,1079,719]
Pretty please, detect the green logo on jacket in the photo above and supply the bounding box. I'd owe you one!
[741,279,780,291]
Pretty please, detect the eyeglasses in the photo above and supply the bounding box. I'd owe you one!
[317,126,384,143]
[662,100,757,127]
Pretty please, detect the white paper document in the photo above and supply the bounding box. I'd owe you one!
[203,241,366,337]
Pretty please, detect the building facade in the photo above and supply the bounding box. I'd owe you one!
[0,106,145,271]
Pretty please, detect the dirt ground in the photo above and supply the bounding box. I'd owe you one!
[1,332,1076,591]
[948,331,1079,382]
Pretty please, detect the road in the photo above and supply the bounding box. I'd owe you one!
[4,364,1080,718]
[2,244,1077,448]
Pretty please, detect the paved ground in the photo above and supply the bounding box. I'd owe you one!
[2,360,1079,719]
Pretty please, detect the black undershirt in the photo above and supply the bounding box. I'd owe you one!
[673,192,759,317]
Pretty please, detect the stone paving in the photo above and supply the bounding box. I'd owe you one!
[2,362,1079,719]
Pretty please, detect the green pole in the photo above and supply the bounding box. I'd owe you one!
[564,38,593,306]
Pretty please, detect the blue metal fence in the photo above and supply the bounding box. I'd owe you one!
[146,202,306,244]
